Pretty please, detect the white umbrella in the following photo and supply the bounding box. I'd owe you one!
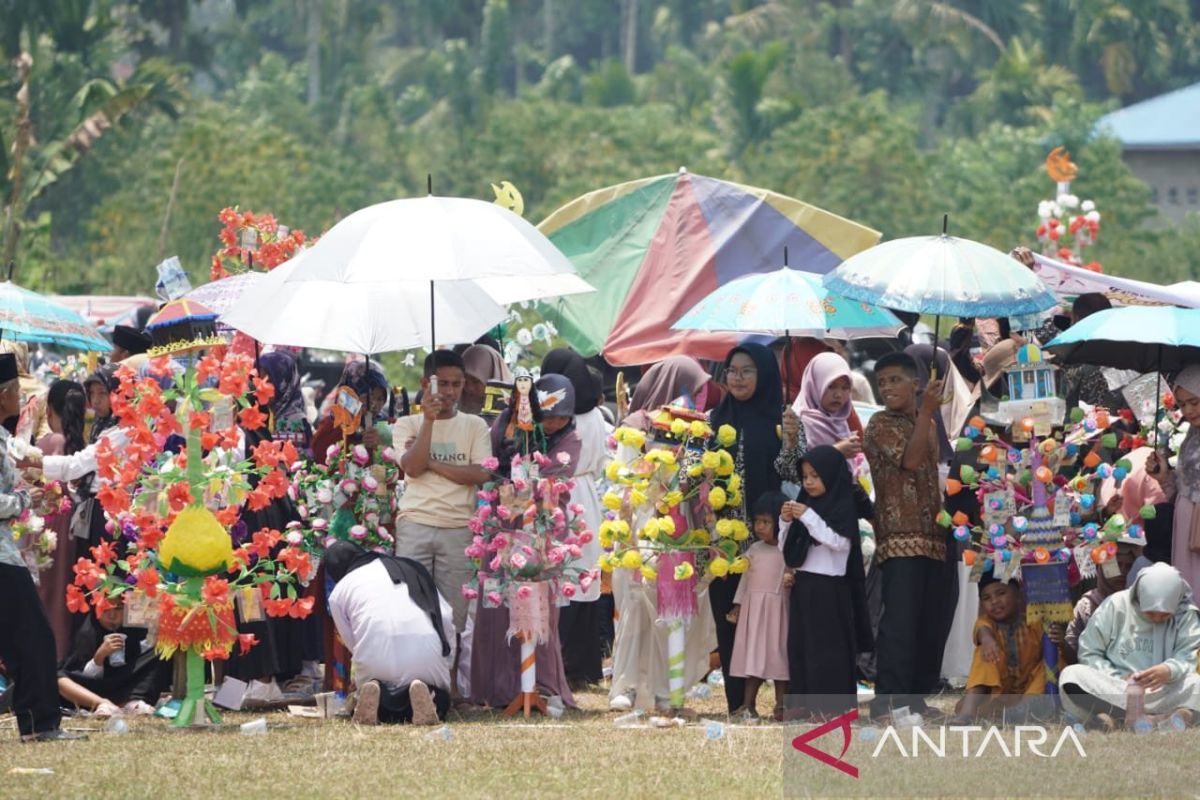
[220,195,592,353]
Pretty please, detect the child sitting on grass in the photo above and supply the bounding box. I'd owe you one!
[952,569,1052,723]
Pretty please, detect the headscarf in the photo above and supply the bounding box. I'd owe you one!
[84,364,122,444]
[337,359,391,421]
[906,344,976,463]
[627,356,716,418]
[462,344,513,385]
[780,337,831,407]
[710,343,783,511]
[325,541,451,657]
[258,351,307,425]
[1130,562,1194,616]
[1173,366,1200,504]
[541,347,598,415]
[793,352,854,448]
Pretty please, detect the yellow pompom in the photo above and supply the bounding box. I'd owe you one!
[717,425,737,447]
[709,557,730,577]
[158,505,234,577]
[657,516,676,536]
[605,461,623,482]
[621,550,643,569]
[664,490,684,508]
[701,451,720,471]
[640,564,658,581]
[687,464,703,478]
[690,529,709,546]
[598,554,615,573]
[670,419,688,435]
[727,474,741,493]
[630,489,648,507]
[708,487,727,511]
[689,420,710,438]
[729,556,750,574]
[716,450,735,476]
[732,520,750,541]
[641,518,660,540]
[602,492,623,511]
[715,519,734,538]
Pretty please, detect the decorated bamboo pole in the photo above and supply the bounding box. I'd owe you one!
[519,635,537,717]
[503,581,549,718]
[667,620,686,709]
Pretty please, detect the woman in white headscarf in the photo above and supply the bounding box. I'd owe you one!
[1060,563,1200,728]
[1147,365,1200,595]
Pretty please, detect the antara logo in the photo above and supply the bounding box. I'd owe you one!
[791,710,859,778]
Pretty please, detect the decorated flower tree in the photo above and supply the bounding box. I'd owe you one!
[210,207,310,280]
[67,343,314,728]
[942,408,1150,697]
[1035,148,1102,271]
[291,442,401,556]
[464,451,595,717]
[598,410,745,710]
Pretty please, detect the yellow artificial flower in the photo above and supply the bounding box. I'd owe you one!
[598,554,615,573]
[602,492,623,511]
[641,518,661,540]
[670,419,688,435]
[731,520,750,541]
[664,490,684,508]
[630,489,648,507]
[687,463,703,478]
[605,461,623,482]
[673,561,695,581]
[656,450,677,467]
[729,556,750,574]
[708,487,727,511]
[689,420,710,439]
[716,450,735,476]
[690,529,709,546]
[615,521,632,541]
[701,451,721,471]
[621,550,643,569]
[727,474,741,493]
[615,427,646,449]
[715,519,734,538]
[727,490,742,508]
[717,424,737,447]
[599,529,613,549]
[708,557,730,577]
[640,564,658,581]
[657,516,676,536]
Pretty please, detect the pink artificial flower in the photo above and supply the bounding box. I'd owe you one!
[287,485,298,501]
[486,591,503,606]
[552,508,566,523]
[352,444,370,466]
[578,531,594,545]
[556,451,571,466]
[493,533,511,550]
[569,504,584,516]
[340,479,359,495]
[297,504,309,520]
[349,525,368,540]
[286,520,303,531]
[464,543,485,559]
[533,452,550,466]
[561,583,577,599]
[324,536,337,549]
[516,584,532,600]
[478,506,493,520]
[362,474,379,492]
[482,456,500,471]
[497,505,512,519]
[326,444,340,461]
[513,478,528,492]
[567,545,582,559]
[285,531,303,546]
[463,587,479,600]
[511,552,528,570]
[378,528,393,542]
[489,556,502,571]
[545,548,564,565]
[468,518,484,535]
[316,487,334,504]
[381,447,398,464]
[311,518,329,532]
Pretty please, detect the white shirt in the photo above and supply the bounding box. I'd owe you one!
[778,507,850,577]
[41,428,129,482]
[328,560,455,690]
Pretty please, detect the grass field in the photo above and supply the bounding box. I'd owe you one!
[3,684,1198,800]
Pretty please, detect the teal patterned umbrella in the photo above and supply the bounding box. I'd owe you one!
[0,281,112,352]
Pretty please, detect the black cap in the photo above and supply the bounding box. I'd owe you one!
[112,325,151,355]
[0,352,17,384]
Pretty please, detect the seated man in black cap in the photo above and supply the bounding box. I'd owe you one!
[326,541,454,726]
[0,352,86,741]
[109,325,151,364]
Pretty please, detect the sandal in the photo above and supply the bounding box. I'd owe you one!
[1094,712,1119,733]
[92,701,121,718]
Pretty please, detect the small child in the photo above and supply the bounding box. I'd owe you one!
[782,445,873,720]
[728,491,791,721]
[952,570,1049,723]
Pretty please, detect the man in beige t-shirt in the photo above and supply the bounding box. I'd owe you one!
[394,351,492,648]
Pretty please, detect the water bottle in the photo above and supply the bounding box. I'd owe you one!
[706,669,725,687]
[103,717,129,735]
[687,683,712,700]
[424,724,453,741]
[858,726,881,743]
[1157,713,1187,734]
[108,633,127,668]
[704,719,726,740]
[1125,678,1145,732]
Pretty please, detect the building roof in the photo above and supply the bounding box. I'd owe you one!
[1096,82,1200,150]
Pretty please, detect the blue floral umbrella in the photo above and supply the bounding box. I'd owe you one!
[0,281,112,352]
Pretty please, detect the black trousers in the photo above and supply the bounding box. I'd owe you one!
[870,556,946,717]
[62,646,171,706]
[708,574,744,713]
[558,600,603,684]
[379,681,450,724]
[0,563,62,735]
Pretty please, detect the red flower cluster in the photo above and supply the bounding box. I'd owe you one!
[210,206,311,281]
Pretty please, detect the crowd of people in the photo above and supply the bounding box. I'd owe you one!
[2,261,1200,742]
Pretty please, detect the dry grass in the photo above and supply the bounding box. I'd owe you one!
[2,685,1198,800]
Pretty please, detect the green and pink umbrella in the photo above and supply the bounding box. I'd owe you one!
[536,169,880,365]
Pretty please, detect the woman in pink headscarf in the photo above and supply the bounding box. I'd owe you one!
[776,352,864,483]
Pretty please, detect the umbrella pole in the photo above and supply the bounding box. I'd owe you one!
[784,330,791,407]
[929,315,942,380]
[429,280,436,354]
[1155,344,1163,451]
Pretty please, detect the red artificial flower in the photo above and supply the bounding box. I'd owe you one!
[189,411,211,431]
[281,441,300,469]
[93,593,115,617]
[239,405,267,432]
[279,546,312,581]
[237,633,260,656]
[1164,392,1176,409]
[95,439,118,476]
[218,426,240,452]
[252,440,284,469]
[65,584,90,614]
[228,547,251,573]
[202,575,231,607]
[201,431,220,451]
[137,517,165,551]
[156,409,183,439]
[245,488,272,512]
[249,528,281,560]
[215,506,241,527]
[201,645,230,662]
[90,540,117,567]
[96,485,132,516]
[289,596,315,619]
[72,558,104,590]
[136,567,160,599]
[259,469,290,499]
[252,375,275,407]
[167,483,193,512]
[264,597,293,617]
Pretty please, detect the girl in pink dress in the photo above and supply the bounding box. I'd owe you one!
[728,491,790,720]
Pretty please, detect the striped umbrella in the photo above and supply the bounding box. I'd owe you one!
[0,281,111,352]
[537,168,880,365]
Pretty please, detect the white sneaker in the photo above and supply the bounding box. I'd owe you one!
[609,691,634,711]
[354,681,381,726]
[409,680,439,726]
[123,700,156,716]
[245,679,285,703]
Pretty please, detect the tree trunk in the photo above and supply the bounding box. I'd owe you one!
[306,0,321,107]
[2,53,33,269]
[621,0,639,73]
[543,0,554,58]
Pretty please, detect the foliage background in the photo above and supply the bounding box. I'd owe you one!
[3,0,1200,298]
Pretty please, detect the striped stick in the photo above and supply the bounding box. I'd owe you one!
[667,620,686,709]
[519,636,536,694]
